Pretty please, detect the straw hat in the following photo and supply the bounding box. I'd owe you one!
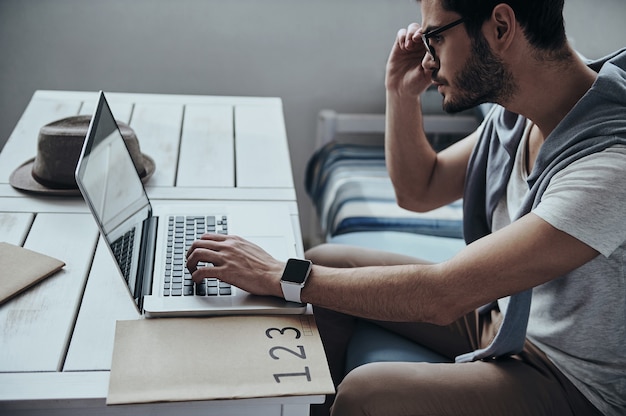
[9,115,155,196]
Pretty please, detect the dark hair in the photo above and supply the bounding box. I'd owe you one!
[440,0,568,52]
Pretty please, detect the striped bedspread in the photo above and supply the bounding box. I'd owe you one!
[305,142,464,240]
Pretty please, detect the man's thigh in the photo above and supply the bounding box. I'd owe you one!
[332,357,575,416]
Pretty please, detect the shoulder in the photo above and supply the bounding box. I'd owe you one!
[549,144,626,182]
[534,145,626,257]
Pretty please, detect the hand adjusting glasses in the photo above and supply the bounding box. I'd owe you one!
[421,17,465,61]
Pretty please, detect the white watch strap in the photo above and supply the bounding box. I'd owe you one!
[281,281,303,303]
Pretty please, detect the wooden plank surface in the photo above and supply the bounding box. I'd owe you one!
[0,212,34,246]
[65,236,141,371]
[34,90,283,107]
[0,371,321,416]
[0,188,298,213]
[0,195,89,213]
[1,91,290,191]
[177,104,235,187]
[0,213,98,372]
[235,105,294,189]
[130,103,184,187]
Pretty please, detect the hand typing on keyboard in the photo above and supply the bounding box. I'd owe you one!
[165,215,234,297]
[186,233,286,299]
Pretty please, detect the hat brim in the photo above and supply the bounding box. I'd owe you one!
[9,154,156,197]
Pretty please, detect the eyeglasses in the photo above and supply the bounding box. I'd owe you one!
[421,17,465,61]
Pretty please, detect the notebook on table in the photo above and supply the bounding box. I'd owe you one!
[75,91,306,317]
[0,242,65,305]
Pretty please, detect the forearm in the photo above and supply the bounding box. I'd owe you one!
[298,215,599,326]
[299,263,458,325]
[385,91,440,212]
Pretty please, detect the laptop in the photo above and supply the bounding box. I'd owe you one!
[76,91,306,317]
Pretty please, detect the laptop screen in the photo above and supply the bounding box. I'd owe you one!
[76,92,151,239]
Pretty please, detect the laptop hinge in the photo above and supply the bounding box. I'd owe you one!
[136,216,158,310]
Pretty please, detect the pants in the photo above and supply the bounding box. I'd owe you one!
[306,243,603,416]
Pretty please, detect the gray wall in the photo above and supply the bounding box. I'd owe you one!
[1,0,624,244]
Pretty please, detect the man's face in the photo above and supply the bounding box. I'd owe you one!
[439,31,517,113]
[421,1,517,113]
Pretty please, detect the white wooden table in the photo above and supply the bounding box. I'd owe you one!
[0,90,321,415]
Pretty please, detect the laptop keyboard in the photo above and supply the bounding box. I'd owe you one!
[111,228,135,282]
[164,215,231,297]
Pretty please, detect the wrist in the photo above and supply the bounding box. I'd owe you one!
[272,262,286,298]
[279,258,312,304]
[386,88,423,102]
[386,92,424,122]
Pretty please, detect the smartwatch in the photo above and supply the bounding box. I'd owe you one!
[280,258,313,303]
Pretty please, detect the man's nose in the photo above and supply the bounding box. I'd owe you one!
[422,52,438,72]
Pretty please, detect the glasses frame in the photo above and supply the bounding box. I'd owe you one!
[421,17,466,60]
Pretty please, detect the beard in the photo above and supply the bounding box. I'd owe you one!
[438,33,517,114]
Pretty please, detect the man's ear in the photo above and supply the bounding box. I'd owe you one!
[485,3,516,51]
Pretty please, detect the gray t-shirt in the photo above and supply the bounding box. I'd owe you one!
[493,124,626,415]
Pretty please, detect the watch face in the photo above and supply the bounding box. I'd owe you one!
[282,259,312,284]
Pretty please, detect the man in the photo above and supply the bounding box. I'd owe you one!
[187,0,626,414]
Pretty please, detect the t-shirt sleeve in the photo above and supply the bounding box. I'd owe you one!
[533,145,626,258]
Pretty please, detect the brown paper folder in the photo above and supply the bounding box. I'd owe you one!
[0,242,65,304]
[107,315,334,405]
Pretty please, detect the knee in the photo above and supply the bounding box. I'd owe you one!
[303,243,325,263]
[331,363,389,416]
[332,361,442,416]
[305,243,348,267]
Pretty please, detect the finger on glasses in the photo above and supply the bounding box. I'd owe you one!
[405,23,423,49]
[406,23,421,37]
[396,27,408,48]
[396,23,419,48]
